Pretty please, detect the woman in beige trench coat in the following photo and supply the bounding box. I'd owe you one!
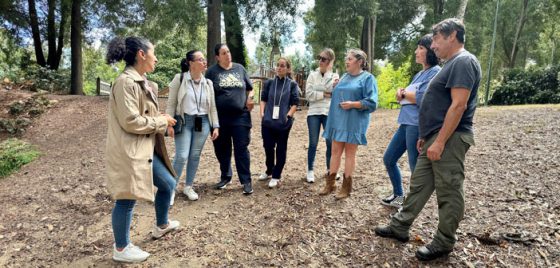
[105,36,180,263]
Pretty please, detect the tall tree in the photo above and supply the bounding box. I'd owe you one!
[70,0,83,95]
[223,0,248,66]
[457,0,469,20]
[27,0,46,67]
[207,0,222,66]
[508,0,529,68]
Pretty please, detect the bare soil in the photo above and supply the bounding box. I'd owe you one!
[0,89,559,267]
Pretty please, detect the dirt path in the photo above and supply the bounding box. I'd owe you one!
[0,93,558,267]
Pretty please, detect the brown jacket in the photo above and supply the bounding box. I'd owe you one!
[106,67,176,201]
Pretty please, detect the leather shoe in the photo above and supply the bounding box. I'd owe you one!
[415,244,452,261]
[215,177,232,189]
[374,225,409,242]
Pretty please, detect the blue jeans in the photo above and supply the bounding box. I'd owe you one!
[112,154,176,248]
[173,114,210,186]
[383,124,419,196]
[307,115,332,171]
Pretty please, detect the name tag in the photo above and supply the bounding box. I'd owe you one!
[272,106,280,120]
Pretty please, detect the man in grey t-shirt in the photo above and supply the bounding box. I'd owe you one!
[375,18,481,261]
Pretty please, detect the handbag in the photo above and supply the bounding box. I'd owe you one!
[173,114,184,134]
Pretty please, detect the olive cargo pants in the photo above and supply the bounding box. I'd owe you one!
[389,131,474,250]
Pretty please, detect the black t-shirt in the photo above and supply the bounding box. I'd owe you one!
[205,63,253,127]
[419,50,482,139]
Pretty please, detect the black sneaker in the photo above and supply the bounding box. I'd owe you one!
[381,194,405,208]
[242,183,253,195]
[215,177,232,189]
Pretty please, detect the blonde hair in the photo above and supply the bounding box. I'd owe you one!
[347,48,368,71]
[321,48,335,70]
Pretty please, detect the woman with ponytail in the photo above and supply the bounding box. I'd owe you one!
[105,36,180,263]
[166,50,219,202]
[319,48,378,199]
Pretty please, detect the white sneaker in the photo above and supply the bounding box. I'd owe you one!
[336,172,342,180]
[268,178,280,188]
[258,173,270,181]
[152,220,180,239]
[170,191,175,206]
[306,170,315,183]
[183,186,199,201]
[113,243,150,263]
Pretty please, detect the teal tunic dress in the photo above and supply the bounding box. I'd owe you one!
[322,71,378,145]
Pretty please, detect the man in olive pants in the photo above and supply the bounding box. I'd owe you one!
[375,18,481,261]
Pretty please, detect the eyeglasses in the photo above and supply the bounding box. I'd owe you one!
[317,55,330,63]
[192,57,207,63]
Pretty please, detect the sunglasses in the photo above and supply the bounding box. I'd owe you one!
[317,55,330,62]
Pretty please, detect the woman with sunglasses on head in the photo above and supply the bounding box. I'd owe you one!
[258,57,299,188]
[105,36,180,263]
[166,50,220,203]
[304,49,340,183]
[320,48,378,199]
[380,34,441,208]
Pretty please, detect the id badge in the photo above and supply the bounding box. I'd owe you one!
[272,106,280,120]
[194,116,202,132]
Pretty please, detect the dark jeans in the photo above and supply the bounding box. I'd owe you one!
[383,124,419,196]
[307,115,332,171]
[262,125,292,179]
[212,124,252,184]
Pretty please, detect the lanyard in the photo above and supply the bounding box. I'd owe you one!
[190,79,203,113]
[273,77,287,107]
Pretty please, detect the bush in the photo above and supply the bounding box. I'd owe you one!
[24,65,71,93]
[0,138,39,178]
[376,62,411,108]
[489,65,560,105]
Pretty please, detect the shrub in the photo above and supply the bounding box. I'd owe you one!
[0,138,39,178]
[489,65,560,105]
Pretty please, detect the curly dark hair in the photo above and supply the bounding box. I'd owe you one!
[106,36,151,66]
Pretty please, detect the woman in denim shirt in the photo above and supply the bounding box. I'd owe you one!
[380,34,441,208]
[320,49,378,199]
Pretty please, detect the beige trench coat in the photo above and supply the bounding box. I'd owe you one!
[106,67,177,202]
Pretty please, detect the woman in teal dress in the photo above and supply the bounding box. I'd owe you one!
[319,48,378,199]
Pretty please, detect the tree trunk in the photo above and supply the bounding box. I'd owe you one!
[509,0,529,68]
[47,0,57,69]
[53,0,70,70]
[433,0,445,24]
[224,0,247,67]
[360,15,376,68]
[456,0,469,20]
[207,0,222,67]
[70,0,83,95]
[28,0,46,67]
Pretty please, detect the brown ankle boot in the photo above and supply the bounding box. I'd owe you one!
[335,174,352,199]
[319,172,337,195]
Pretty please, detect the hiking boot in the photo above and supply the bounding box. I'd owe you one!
[416,244,452,261]
[152,220,180,239]
[113,243,150,263]
[374,225,409,242]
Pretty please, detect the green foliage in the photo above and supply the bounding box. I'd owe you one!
[0,28,30,81]
[376,62,411,108]
[489,65,560,105]
[83,46,123,95]
[0,139,39,178]
[24,65,71,93]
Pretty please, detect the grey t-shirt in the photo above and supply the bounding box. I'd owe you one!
[418,50,482,139]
